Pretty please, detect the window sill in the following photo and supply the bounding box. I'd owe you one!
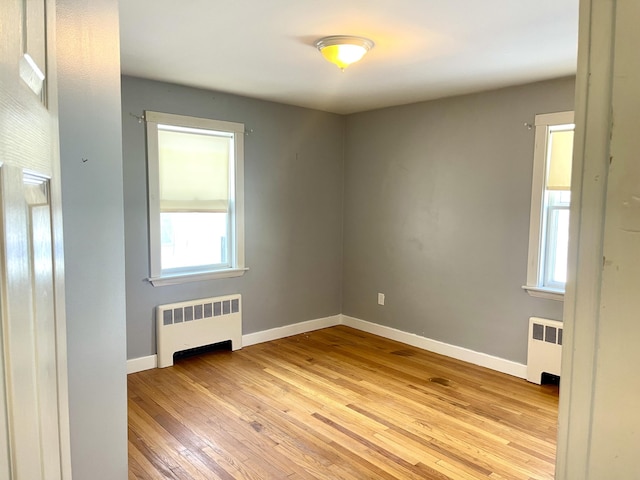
[148,267,249,287]
[522,285,565,302]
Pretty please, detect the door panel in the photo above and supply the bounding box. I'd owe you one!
[28,176,62,479]
[0,0,69,478]
[0,165,45,479]
[20,0,47,99]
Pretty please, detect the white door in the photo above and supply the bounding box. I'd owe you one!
[0,0,71,478]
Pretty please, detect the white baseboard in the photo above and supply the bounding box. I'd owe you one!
[126,313,526,379]
[242,314,341,347]
[126,315,341,375]
[341,315,527,379]
[127,354,157,374]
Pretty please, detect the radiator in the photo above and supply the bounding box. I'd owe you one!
[156,294,242,368]
[526,317,562,384]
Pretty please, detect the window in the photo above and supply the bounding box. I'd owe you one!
[524,111,574,301]
[145,111,246,286]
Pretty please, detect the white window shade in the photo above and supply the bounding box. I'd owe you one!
[546,129,574,191]
[158,128,231,213]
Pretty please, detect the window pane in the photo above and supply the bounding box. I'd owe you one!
[552,209,570,283]
[548,189,571,207]
[545,208,570,286]
[160,212,228,271]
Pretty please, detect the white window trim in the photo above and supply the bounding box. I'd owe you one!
[145,110,247,286]
[523,110,574,301]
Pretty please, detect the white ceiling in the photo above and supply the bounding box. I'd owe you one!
[119,0,579,115]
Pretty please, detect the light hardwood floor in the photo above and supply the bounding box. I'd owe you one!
[128,326,559,479]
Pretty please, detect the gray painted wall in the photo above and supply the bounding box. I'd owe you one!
[342,77,574,364]
[57,0,128,478]
[122,76,345,360]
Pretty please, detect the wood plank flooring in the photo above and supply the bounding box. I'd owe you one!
[128,326,559,479]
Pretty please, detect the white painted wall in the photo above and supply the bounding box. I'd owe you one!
[556,0,640,478]
[56,0,128,478]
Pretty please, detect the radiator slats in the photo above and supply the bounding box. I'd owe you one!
[526,317,562,384]
[156,294,242,368]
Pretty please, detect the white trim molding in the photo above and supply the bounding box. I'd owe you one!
[148,268,249,287]
[126,315,342,374]
[126,313,527,379]
[522,285,564,302]
[341,315,527,379]
[127,355,157,374]
[242,315,341,347]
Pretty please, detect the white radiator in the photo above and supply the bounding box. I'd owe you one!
[526,317,562,384]
[156,294,242,368]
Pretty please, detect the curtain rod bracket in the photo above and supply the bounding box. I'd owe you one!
[129,112,145,124]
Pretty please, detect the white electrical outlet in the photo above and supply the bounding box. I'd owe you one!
[377,293,385,305]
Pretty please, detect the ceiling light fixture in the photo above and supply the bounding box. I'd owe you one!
[315,35,374,71]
